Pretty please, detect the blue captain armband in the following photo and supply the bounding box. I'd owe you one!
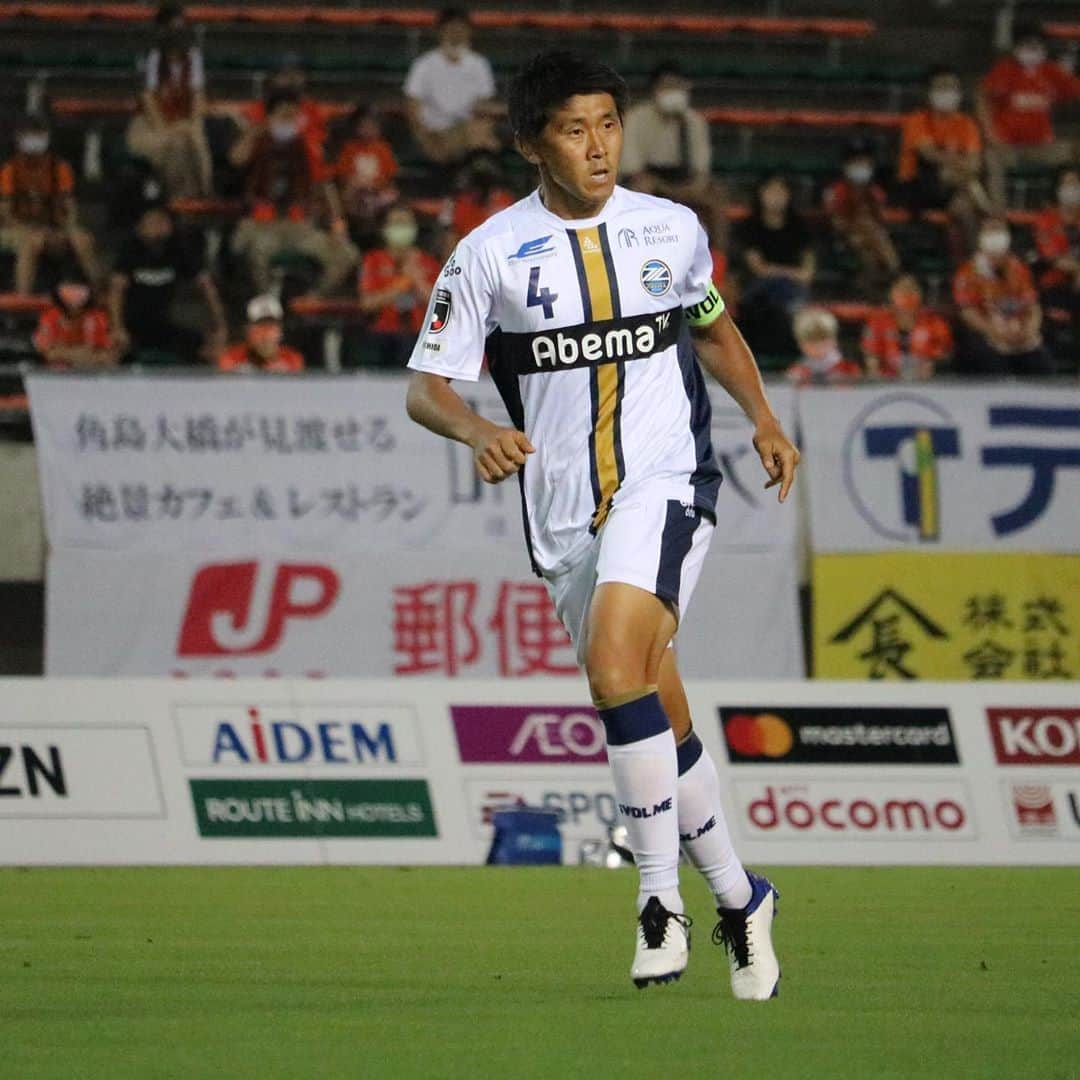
[684,284,725,328]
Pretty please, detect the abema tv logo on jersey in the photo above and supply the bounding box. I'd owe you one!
[734,780,975,840]
[174,703,424,767]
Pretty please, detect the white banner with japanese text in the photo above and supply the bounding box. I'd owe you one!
[44,546,803,678]
[799,384,1080,553]
[26,374,797,553]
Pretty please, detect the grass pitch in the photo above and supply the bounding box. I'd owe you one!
[2,866,1078,1079]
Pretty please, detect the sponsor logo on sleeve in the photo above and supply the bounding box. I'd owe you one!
[718,706,959,764]
[451,705,606,764]
[428,288,453,334]
[987,708,1080,765]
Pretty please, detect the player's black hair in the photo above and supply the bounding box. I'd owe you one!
[437,6,470,29]
[508,50,629,142]
[648,61,685,88]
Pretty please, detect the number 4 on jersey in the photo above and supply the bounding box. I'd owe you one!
[526,266,558,319]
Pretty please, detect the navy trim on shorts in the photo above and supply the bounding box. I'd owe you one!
[655,499,701,606]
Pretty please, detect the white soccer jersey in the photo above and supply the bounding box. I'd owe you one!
[408,185,725,576]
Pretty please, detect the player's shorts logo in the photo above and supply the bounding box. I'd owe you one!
[640,259,672,297]
[429,288,453,334]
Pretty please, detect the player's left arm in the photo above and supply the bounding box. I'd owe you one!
[689,300,801,502]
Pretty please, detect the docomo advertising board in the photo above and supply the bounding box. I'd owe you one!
[2,679,1077,867]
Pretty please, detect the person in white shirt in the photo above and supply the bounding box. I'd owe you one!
[403,7,500,164]
[406,49,798,999]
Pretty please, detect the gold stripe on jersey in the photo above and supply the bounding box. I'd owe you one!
[569,224,625,533]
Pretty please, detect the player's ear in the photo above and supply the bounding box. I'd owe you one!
[514,134,541,167]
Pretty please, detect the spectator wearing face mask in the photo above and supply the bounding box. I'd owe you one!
[126,0,212,199]
[438,152,514,259]
[786,308,862,386]
[862,274,953,380]
[229,89,356,295]
[1033,167,1080,346]
[823,140,900,297]
[33,268,116,369]
[244,53,330,158]
[108,201,227,363]
[404,7,500,166]
[218,294,304,372]
[953,218,1053,375]
[334,105,400,246]
[978,24,1080,210]
[1,114,99,295]
[620,61,729,251]
[357,204,440,367]
[899,68,990,258]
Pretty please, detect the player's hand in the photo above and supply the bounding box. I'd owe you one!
[753,417,801,503]
[470,424,535,484]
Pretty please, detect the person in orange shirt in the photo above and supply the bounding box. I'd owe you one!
[899,68,989,257]
[33,268,116,370]
[823,140,899,297]
[334,105,400,246]
[218,295,305,373]
[977,24,1080,209]
[1033,167,1080,345]
[438,152,515,258]
[358,203,440,367]
[862,274,953,380]
[786,308,862,386]
[243,53,330,158]
[953,218,1053,375]
[0,114,99,294]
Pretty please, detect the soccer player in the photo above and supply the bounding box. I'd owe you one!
[405,50,799,998]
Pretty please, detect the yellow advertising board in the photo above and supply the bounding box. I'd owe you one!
[813,554,1080,680]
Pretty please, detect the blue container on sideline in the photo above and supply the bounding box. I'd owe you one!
[486,807,562,865]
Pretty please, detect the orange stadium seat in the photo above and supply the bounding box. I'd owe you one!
[1044,23,1080,41]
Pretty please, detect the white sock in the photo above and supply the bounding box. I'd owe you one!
[598,692,682,915]
[676,732,752,910]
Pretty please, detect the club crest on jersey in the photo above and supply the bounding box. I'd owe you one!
[429,288,452,334]
[640,259,672,297]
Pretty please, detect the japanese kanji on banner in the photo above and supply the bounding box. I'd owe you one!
[26,374,797,553]
[814,553,1080,680]
[44,546,803,678]
[799,385,1080,553]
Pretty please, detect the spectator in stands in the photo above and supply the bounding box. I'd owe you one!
[737,174,815,358]
[404,7,500,165]
[439,151,514,257]
[334,105,400,247]
[823,140,900,297]
[126,0,211,199]
[978,23,1080,210]
[245,53,330,158]
[229,89,356,296]
[33,266,116,369]
[218,294,304,373]
[786,307,861,386]
[1,114,98,295]
[108,201,226,364]
[620,61,728,251]
[898,68,990,258]
[1033,166,1080,347]
[358,203,440,367]
[861,274,953,379]
[953,217,1053,375]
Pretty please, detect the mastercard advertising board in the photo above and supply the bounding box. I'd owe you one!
[718,707,959,765]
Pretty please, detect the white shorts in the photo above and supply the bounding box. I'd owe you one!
[543,489,715,666]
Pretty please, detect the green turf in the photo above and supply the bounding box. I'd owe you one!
[2,867,1078,1079]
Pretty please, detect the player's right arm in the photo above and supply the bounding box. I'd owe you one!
[404,238,534,484]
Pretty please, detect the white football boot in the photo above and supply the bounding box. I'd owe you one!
[631,896,691,989]
[712,870,781,1000]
